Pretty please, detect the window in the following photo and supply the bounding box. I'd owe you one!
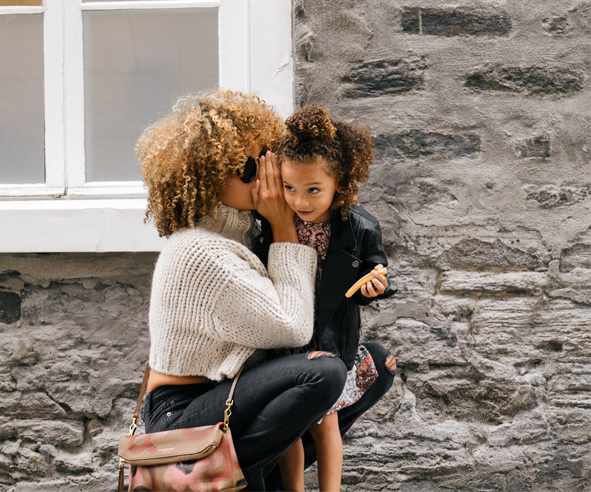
[0,0,294,252]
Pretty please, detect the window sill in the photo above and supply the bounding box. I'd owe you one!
[0,198,166,252]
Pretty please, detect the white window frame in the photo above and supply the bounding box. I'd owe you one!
[0,0,294,252]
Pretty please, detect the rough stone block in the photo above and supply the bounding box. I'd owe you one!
[435,295,477,321]
[0,291,21,324]
[470,297,591,366]
[0,271,24,292]
[341,57,426,98]
[380,179,457,211]
[543,3,591,36]
[374,130,481,161]
[0,419,84,447]
[524,184,591,208]
[543,16,571,35]
[410,366,534,424]
[382,318,467,369]
[534,452,586,485]
[401,8,512,37]
[486,409,550,447]
[560,244,591,271]
[438,238,544,270]
[547,267,591,305]
[548,407,591,444]
[439,271,547,295]
[517,135,551,159]
[465,66,586,96]
[0,392,66,419]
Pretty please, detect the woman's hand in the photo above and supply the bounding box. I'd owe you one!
[251,151,298,243]
[360,264,388,298]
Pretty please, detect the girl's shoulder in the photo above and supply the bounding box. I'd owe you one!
[345,205,381,228]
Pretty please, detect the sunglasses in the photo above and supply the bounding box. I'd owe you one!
[239,149,267,184]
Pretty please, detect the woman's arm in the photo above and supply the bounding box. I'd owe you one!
[210,241,317,348]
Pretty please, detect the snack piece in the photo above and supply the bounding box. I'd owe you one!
[345,267,387,298]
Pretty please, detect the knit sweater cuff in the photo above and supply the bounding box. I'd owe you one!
[267,242,317,282]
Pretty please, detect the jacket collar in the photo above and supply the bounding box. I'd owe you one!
[329,209,356,251]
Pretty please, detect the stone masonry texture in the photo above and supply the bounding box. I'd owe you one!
[1,1,591,490]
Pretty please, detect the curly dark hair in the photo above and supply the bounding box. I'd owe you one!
[137,89,285,237]
[276,105,373,219]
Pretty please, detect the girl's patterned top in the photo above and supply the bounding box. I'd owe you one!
[294,214,332,271]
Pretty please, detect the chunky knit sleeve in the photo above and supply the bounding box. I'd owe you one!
[149,226,318,378]
[210,242,317,348]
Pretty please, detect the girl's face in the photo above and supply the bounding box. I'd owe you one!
[281,157,338,223]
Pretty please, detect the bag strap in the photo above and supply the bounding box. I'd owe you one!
[128,364,151,436]
[222,363,244,432]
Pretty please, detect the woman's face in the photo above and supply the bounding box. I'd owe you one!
[220,142,263,211]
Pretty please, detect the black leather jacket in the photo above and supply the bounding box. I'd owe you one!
[253,206,397,370]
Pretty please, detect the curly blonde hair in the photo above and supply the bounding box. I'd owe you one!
[137,89,285,237]
[276,105,373,220]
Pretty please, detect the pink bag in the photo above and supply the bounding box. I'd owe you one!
[117,365,247,492]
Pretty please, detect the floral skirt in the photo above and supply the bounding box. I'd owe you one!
[327,344,378,414]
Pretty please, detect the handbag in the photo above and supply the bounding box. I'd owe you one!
[117,364,248,492]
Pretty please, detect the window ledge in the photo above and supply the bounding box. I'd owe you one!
[0,199,166,252]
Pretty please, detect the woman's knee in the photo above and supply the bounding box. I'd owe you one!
[364,342,396,388]
[305,352,347,401]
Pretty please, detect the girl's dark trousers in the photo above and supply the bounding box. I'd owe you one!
[142,352,348,491]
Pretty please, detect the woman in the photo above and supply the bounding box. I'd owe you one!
[137,89,348,491]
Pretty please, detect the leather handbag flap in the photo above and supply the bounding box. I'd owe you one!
[118,423,224,465]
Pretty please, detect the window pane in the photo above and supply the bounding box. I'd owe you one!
[0,1,42,5]
[83,8,219,182]
[0,14,44,184]
[81,0,188,2]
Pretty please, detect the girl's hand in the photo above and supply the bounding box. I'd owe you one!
[252,151,298,243]
[360,264,388,298]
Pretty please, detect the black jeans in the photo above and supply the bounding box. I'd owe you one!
[143,352,348,491]
[263,342,396,490]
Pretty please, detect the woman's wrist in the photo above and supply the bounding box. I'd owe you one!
[270,223,298,243]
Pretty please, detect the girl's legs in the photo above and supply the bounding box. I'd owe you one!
[143,352,347,491]
[264,343,395,490]
[279,439,305,492]
[310,411,342,492]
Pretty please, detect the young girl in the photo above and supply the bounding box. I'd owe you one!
[255,105,397,491]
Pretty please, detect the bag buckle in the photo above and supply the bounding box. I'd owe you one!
[222,399,233,432]
[129,417,138,436]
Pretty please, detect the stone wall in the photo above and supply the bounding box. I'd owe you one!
[0,254,157,490]
[295,0,591,490]
[1,1,590,490]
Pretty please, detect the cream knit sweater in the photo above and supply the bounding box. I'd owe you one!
[149,204,317,381]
